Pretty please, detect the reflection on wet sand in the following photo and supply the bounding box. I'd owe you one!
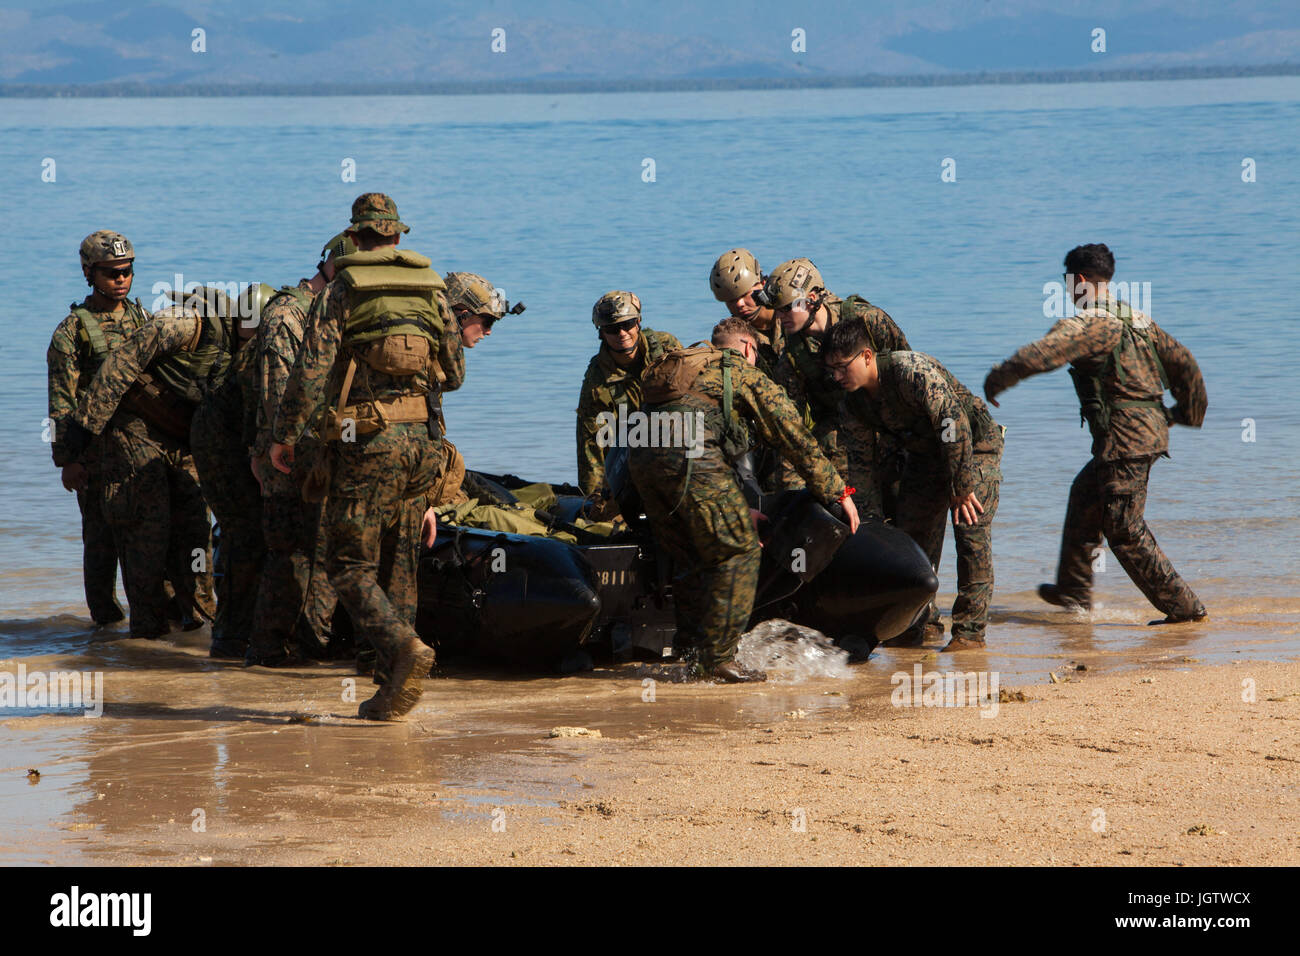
[1,587,1297,865]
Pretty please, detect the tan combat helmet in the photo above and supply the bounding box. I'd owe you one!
[235,282,277,333]
[709,248,763,302]
[761,258,824,310]
[80,230,134,279]
[592,290,641,327]
[319,230,358,266]
[445,272,508,319]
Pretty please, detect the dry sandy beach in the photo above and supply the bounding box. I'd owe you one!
[3,599,1297,867]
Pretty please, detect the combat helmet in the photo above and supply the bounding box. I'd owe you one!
[761,258,824,310]
[592,291,641,328]
[445,272,508,319]
[79,230,134,279]
[319,230,358,267]
[709,248,763,302]
[235,282,277,332]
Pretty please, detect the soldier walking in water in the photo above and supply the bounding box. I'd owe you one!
[984,243,1208,624]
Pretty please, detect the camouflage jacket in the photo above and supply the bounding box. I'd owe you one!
[644,349,846,506]
[72,311,215,436]
[47,297,151,465]
[255,280,316,459]
[205,336,260,449]
[575,327,682,494]
[777,294,909,434]
[428,315,467,434]
[272,267,449,446]
[987,295,1206,461]
[434,317,466,394]
[843,351,1001,498]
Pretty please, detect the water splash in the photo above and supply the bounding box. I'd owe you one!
[735,620,851,682]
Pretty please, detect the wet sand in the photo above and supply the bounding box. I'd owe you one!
[2,591,1298,866]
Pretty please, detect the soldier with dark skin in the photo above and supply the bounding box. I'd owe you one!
[47,231,148,626]
[983,243,1208,624]
[270,193,445,721]
[827,317,1003,651]
[62,300,225,640]
[246,237,352,666]
[631,318,860,682]
[575,291,682,500]
[762,258,910,519]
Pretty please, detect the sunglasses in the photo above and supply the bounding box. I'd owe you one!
[97,264,134,279]
[824,349,866,373]
[601,318,639,335]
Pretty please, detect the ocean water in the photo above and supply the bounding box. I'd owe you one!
[1,77,1298,646]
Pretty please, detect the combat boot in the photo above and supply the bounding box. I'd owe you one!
[1038,583,1091,612]
[358,637,437,721]
[882,618,943,647]
[1149,601,1208,626]
[704,660,767,683]
[940,635,986,652]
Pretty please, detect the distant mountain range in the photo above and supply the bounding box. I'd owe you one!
[1,0,1297,92]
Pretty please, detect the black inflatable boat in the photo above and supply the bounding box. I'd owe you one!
[415,463,938,671]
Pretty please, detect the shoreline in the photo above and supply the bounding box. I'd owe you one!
[2,627,1295,866]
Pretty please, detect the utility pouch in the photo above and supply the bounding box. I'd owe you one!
[120,373,197,443]
[1068,365,1109,439]
[356,333,431,376]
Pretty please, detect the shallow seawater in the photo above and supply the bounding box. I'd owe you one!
[1,79,1297,860]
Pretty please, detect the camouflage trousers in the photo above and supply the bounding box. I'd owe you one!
[841,418,905,521]
[76,484,124,625]
[896,449,1002,642]
[323,422,439,669]
[96,424,214,638]
[191,404,263,648]
[251,493,338,659]
[632,451,760,668]
[1056,455,1204,617]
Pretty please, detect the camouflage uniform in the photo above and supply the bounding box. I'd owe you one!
[844,351,1003,643]
[777,294,909,517]
[575,327,682,496]
[190,327,264,653]
[985,295,1207,618]
[272,240,446,689]
[69,310,222,639]
[630,348,846,669]
[250,280,338,659]
[47,296,151,623]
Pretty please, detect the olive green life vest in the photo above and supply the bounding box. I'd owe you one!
[334,248,445,348]
[70,299,149,370]
[150,309,233,405]
[1068,300,1170,437]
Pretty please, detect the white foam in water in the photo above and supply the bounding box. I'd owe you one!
[734,619,852,682]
